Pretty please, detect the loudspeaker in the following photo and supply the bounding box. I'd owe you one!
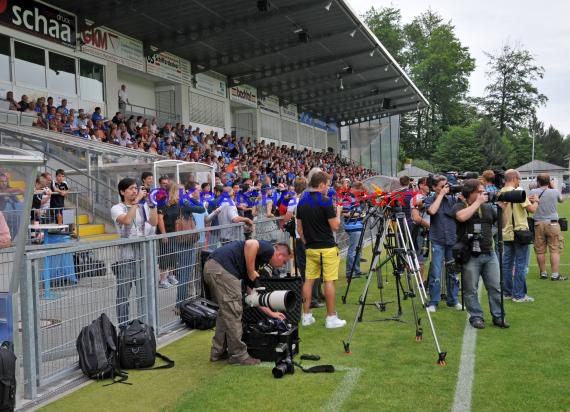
[382,98,392,110]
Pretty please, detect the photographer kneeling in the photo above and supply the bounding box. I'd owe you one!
[452,179,509,329]
[203,240,291,365]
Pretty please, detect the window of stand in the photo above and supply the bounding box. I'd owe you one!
[80,60,104,102]
[48,52,76,95]
[0,35,10,82]
[14,42,46,89]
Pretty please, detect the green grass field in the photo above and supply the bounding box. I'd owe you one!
[41,202,570,412]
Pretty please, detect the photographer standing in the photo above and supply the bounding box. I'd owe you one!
[424,175,461,312]
[203,240,291,365]
[111,178,158,326]
[529,173,566,281]
[453,179,509,329]
[499,170,539,302]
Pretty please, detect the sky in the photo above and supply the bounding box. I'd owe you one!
[346,0,570,136]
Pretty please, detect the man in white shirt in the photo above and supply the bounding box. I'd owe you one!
[110,177,157,326]
[118,84,129,113]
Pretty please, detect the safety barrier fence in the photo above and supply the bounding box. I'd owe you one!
[15,222,243,400]
[0,215,370,402]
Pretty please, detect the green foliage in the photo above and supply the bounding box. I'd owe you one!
[432,123,484,171]
[363,7,475,162]
[476,117,511,169]
[482,43,548,136]
[362,7,405,62]
[507,129,535,168]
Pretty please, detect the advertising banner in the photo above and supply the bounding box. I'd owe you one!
[195,73,227,98]
[229,84,257,108]
[258,94,280,114]
[146,51,191,86]
[80,26,144,72]
[280,103,298,121]
[0,0,76,47]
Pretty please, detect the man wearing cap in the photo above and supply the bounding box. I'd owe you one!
[78,124,90,139]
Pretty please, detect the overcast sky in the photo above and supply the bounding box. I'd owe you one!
[347,0,570,136]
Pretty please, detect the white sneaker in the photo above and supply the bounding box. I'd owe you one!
[302,313,316,326]
[450,303,463,311]
[167,275,179,285]
[427,305,436,313]
[325,314,346,329]
[512,295,535,303]
[159,280,171,289]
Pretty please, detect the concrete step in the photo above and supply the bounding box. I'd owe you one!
[79,233,119,242]
[77,223,106,237]
[76,214,89,225]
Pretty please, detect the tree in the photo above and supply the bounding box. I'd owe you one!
[481,43,547,136]
[537,125,566,166]
[362,7,405,62]
[476,117,511,169]
[402,10,475,159]
[507,129,535,168]
[431,123,484,171]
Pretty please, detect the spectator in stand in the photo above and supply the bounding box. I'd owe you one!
[18,95,30,112]
[46,96,54,112]
[34,97,45,113]
[57,99,69,116]
[91,107,108,124]
[5,91,20,111]
[50,169,68,225]
[118,84,129,113]
[112,111,123,125]
[0,211,10,248]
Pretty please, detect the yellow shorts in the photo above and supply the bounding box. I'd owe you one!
[305,246,340,281]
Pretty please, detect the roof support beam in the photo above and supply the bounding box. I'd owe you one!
[226,48,373,84]
[196,28,355,74]
[291,76,402,104]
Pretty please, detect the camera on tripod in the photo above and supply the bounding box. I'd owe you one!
[272,343,294,378]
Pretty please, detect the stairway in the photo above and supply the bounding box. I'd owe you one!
[75,214,118,242]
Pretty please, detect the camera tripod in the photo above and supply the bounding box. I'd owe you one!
[341,204,386,304]
[342,206,447,365]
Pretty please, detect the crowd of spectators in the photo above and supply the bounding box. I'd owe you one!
[4,91,378,185]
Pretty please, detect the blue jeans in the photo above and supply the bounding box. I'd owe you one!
[427,242,460,307]
[346,230,362,277]
[502,241,531,299]
[462,252,503,322]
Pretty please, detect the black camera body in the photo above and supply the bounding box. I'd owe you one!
[447,184,463,194]
[272,343,294,379]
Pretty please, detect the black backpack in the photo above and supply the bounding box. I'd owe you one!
[76,313,129,385]
[118,319,174,370]
[180,299,218,330]
[0,341,16,412]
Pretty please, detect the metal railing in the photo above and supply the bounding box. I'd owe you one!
[124,103,181,126]
[18,222,244,400]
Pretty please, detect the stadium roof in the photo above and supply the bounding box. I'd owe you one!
[50,0,428,124]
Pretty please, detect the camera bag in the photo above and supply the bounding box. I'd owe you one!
[511,208,533,245]
[180,298,218,330]
[0,341,16,412]
[118,319,174,370]
[243,323,299,362]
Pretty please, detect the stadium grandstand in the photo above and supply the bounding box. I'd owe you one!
[0,0,427,406]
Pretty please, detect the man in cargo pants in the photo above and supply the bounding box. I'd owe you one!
[203,239,290,365]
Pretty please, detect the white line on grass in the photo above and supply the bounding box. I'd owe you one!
[321,366,363,412]
[452,317,477,412]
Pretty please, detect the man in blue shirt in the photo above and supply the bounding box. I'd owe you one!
[342,181,365,279]
[203,240,291,365]
[424,175,461,312]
